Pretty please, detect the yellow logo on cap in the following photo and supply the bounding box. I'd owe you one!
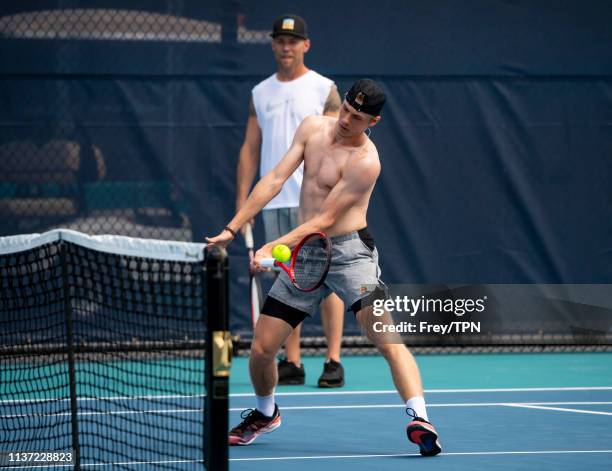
[355,92,365,106]
[282,18,295,30]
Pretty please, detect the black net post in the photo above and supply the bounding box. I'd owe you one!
[205,246,231,471]
[59,241,80,470]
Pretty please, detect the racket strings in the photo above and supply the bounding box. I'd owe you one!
[292,236,330,290]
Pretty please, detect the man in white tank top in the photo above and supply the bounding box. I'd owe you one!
[235,14,345,387]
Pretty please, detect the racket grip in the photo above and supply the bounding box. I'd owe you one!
[260,258,276,268]
[244,223,254,248]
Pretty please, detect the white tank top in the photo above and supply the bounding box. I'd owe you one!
[252,70,334,209]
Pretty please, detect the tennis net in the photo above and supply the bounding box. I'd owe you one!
[0,229,229,470]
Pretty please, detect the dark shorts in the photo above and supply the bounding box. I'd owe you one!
[261,228,385,328]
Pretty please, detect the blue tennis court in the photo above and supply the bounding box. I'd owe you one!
[229,353,612,471]
[2,351,611,469]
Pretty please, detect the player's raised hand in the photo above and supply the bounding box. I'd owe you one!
[205,228,235,249]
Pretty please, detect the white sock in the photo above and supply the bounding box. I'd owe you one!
[406,396,428,421]
[255,393,275,417]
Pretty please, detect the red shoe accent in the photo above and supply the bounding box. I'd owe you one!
[409,429,429,444]
[229,406,282,446]
[406,419,442,456]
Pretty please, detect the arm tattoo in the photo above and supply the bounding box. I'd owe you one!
[323,85,341,114]
[248,98,257,117]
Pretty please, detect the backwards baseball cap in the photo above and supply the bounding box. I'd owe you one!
[270,14,308,39]
[345,79,386,116]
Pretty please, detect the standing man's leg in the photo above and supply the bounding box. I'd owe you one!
[286,293,344,388]
[282,323,302,368]
[320,295,343,362]
[283,293,345,387]
[317,293,345,387]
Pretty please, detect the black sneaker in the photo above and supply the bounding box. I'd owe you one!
[277,358,305,385]
[228,405,281,446]
[317,359,345,388]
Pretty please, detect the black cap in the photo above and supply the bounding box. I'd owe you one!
[270,14,308,39]
[345,79,386,116]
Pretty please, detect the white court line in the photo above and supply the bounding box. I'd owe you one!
[230,449,612,462]
[230,401,612,412]
[0,408,203,419]
[1,459,200,469]
[505,403,612,416]
[231,386,612,397]
[0,394,205,404]
[5,451,612,469]
[3,402,612,419]
[2,386,611,404]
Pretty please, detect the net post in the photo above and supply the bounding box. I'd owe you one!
[59,241,80,470]
[205,245,231,471]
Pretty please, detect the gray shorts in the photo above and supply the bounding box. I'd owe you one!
[262,228,385,327]
[262,207,299,243]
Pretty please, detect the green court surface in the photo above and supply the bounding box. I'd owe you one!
[230,352,612,393]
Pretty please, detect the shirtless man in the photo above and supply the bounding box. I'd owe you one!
[206,79,442,456]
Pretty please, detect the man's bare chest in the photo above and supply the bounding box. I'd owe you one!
[303,141,350,191]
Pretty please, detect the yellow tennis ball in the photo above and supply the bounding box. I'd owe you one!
[271,244,291,263]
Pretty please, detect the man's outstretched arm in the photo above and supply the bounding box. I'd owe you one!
[206,117,318,248]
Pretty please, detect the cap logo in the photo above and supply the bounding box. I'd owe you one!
[355,92,365,106]
[282,18,295,30]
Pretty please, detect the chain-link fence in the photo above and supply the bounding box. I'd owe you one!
[232,335,612,357]
[0,5,270,240]
[2,4,611,350]
[0,113,194,240]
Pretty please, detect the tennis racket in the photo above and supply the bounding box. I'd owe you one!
[260,232,332,292]
[244,223,263,328]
